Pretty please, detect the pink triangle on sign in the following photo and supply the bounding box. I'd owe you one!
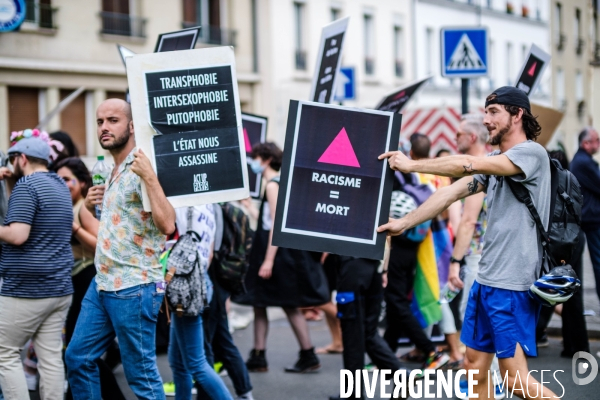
[318,127,360,168]
[527,62,537,77]
[243,128,252,153]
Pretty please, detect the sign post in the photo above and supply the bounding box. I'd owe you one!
[126,47,249,210]
[334,67,356,102]
[441,27,488,114]
[272,101,401,260]
[309,17,350,104]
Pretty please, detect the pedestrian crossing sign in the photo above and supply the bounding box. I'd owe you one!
[441,27,488,78]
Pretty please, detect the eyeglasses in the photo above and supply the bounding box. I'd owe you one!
[8,153,21,164]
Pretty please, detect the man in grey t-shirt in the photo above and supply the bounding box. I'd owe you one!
[378,86,557,399]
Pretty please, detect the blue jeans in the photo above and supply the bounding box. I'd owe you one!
[168,313,233,400]
[200,279,252,396]
[585,228,600,304]
[65,281,165,400]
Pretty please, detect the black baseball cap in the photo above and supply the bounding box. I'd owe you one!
[485,86,531,113]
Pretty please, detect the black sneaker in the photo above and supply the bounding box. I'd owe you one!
[284,347,321,373]
[246,349,268,372]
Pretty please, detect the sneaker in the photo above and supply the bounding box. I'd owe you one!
[237,391,254,400]
[422,351,449,371]
[24,370,37,391]
[537,333,549,348]
[163,382,175,397]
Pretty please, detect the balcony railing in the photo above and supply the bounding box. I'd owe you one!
[365,57,375,75]
[295,49,307,70]
[181,22,237,47]
[24,0,56,29]
[595,42,600,61]
[100,12,146,38]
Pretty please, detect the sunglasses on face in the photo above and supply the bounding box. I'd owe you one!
[8,153,21,165]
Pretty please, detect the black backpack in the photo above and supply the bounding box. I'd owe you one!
[212,203,253,296]
[506,155,583,272]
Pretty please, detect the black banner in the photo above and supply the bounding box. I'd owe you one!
[273,101,401,260]
[146,65,244,198]
[376,77,430,113]
[516,53,545,95]
[242,113,268,198]
[312,32,345,104]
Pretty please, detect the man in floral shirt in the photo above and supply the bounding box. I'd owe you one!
[66,98,175,400]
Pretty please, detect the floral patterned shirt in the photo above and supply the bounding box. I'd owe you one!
[95,148,166,291]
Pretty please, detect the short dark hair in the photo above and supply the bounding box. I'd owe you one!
[50,131,79,158]
[25,155,49,168]
[548,150,569,170]
[485,94,542,141]
[410,133,431,159]
[577,127,595,145]
[435,148,451,158]
[52,157,93,197]
[250,142,283,172]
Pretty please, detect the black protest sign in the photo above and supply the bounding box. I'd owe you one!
[515,44,550,96]
[309,17,349,104]
[154,27,201,52]
[242,113,268,198]
[145,65,245,198]
[273,101,401,260]
[376,76,431,113]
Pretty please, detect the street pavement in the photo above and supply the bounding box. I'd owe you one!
[110,309,600,400]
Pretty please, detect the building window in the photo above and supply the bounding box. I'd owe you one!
[506,42,513,85]
[575,8,584,55]
[59,89,87,155]
[101,0,146,37]
[425,27,433,75]
[182,0,235,46]
[8,87,39,144]
[331,7,340,22]
[393,26,404,78]
[576,70,585,119]
[556,68,566,109]
[555,2,565,51]
[24,0,56,29]
[364,14,375,75]
[294,2,306,70]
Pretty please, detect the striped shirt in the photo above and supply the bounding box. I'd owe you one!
[0,172,74,298]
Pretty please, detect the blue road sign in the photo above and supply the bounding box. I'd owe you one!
[334,67,356,101]
[441,27,488,78]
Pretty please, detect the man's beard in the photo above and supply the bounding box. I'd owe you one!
[100,126,131,150]
[489,118,512,146]
[13,161,23,180]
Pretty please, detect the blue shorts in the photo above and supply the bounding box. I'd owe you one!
[460,281,541,358]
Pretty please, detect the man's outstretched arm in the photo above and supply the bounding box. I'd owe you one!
[378,176,485,236]
[379,151,523,178]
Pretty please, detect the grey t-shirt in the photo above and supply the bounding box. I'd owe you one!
[473,140,550,291]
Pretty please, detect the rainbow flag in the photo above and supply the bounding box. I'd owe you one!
[410,230,441,328]
[431,219,453,289]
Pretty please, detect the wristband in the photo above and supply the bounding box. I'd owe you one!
[449,256,464,264]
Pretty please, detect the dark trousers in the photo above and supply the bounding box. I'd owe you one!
[536,230,589,357]
[384,241,435,355]
[197,278,253,398]
[584,228,600,304]
[336,257,404,399]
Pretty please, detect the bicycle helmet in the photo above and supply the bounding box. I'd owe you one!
[528,264,581,307]
[389,190,417,219]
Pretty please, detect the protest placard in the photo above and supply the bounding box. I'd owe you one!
[515,44,551,96]
[273,101,401,260]
[375,76,432,113]
[127,47,249,210]
[242,113,268,198]
[309,17,349,104]
[155,26,201,52]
